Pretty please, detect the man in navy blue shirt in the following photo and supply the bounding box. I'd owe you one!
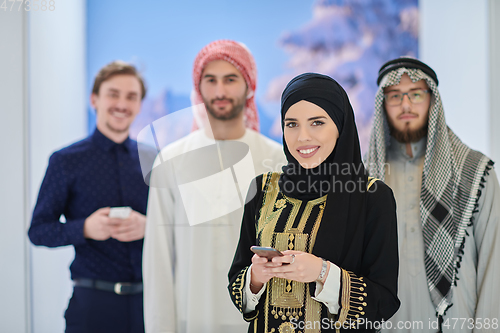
[29,61,151,333]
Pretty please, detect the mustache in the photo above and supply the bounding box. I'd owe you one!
[211,98,233,103]
[397,111,418,118]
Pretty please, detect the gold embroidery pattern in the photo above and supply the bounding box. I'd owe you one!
[262,173,269,191]
[278,321,296,333]
[275,199,286,209]
[307,201,326,254]
[257,172,327,333]
[270,276,304,316]
[337,269,368,328]
[304,283,322,333]
[230,267,251,316]
[367,177,379,191]
[258,173,282,246]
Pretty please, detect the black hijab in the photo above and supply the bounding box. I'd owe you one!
[279,72,369,267]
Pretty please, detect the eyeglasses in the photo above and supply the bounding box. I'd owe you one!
[384,89,430,106]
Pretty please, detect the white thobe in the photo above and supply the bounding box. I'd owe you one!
[143,129,287,333]
[381,137,500,333]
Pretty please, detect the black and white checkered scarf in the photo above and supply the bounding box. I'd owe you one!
[365,67,493,317]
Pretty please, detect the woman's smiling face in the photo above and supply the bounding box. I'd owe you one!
[284,100,339,169]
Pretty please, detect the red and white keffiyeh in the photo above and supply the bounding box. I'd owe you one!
[191,40,259,132]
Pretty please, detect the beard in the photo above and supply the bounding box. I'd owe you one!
[387,119,428,143]
[203,95,246,121]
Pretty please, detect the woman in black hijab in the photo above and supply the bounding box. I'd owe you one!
[228,73,400,332]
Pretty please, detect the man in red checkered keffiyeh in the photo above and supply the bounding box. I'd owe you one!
[143,39,287,333]
[191,39,260,133]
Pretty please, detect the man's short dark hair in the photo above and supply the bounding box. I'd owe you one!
[92,61,147,100]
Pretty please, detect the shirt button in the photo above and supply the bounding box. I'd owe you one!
[408,176,413,182]
[410,227,415,233]
[410,204,415,209]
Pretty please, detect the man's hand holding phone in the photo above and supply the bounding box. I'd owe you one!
[108,208,146,242]
[83,206,146,242]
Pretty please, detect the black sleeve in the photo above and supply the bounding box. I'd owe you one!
[337,180,400,329]
[228,174,264,322]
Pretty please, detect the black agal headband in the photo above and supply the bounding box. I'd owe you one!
[377,57,439,86]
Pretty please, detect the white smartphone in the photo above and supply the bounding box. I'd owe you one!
[109,206,132,219]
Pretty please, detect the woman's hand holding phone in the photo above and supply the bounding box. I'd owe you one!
[249,246,326,287]
[249,246,284,293]
[265,250,325,283]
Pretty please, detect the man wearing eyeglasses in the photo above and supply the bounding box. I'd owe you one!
[366,57,500,332]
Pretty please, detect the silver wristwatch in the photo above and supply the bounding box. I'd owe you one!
[318,258,328,282]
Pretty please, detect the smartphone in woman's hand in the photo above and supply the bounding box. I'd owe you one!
[250,246,284,261]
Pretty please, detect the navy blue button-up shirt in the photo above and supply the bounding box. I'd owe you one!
[29,129,152,282]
